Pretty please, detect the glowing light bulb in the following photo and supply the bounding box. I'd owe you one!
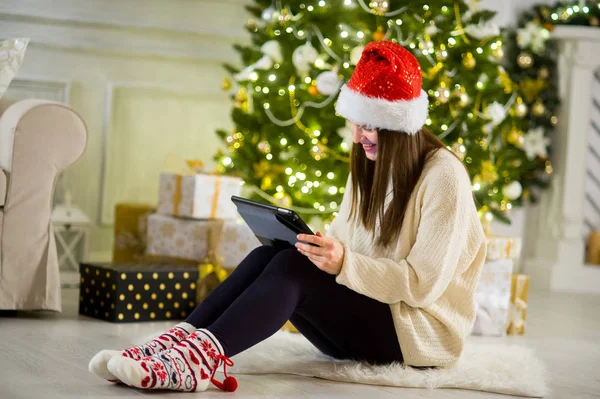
[473,183,481,191]
[314,130,321,136]
[357,31,364,39]
[330,201,338,209]
[341,142,348,150]
[288,84,295,91]
[301,186,309,194]
[583,6,590,13]
[263,103,270,109]
[448,38,457,46]
[395,19,402,25]
[441,124,448,131]
[319,0,326,6]
[298,138,305,145]
[319,206,326,212]
[285,168,293,175]
[315,170,322,177]
[298,30,305,36]
[304,77,312,84]
[278,89,285,95]
[476,81,484,89]
[312,145,319,152]
[276,185,283,192]
[343,62,350,68]
[476,47,483,54]
[262,87,269,93]
[266,154,273,160]
[485,212,493,221]
[327,172,335,179]
[280,138,287,145]
[223,157,232,165]
[312,138,318,144]
[341,31,349,38]
[315,59,325,68]
[328,186,338,195]
[249,72,258,81]
[460,145,466,153]
[551,13,558,20]
[307,5,314,11]
[344,0,352,4]
[506,203,512,210]
[268,74,276,81]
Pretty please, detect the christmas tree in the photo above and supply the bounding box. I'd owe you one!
[214,0,552,226]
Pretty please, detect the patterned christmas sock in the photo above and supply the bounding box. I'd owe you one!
[89,322,195,382]
[106,329,237,392]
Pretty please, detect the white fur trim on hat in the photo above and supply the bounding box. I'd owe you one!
[335,85,429,135]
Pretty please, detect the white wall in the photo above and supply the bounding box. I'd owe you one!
[480,0,561,27]
[0,0,252,260]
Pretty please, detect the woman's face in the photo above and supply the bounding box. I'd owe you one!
[351,122,378,161]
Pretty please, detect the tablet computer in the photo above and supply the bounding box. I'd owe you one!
[231,195,316,249]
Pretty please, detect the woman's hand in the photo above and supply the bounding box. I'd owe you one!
[295,232,345,275]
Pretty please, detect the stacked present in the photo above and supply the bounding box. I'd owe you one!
[472,234,530,336]
[80,161,261,323]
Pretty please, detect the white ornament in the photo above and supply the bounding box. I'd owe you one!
[350,45,364,65]
[465,20,500,39]
[254,55,273,70]
[484,102,507,127]
[316,71,341,95]
[292,43,319,74]
[502,181,523,200]
[261,6,278,21]
[261,40,283,63]
[522,126,550,160]
[517,22,550,54]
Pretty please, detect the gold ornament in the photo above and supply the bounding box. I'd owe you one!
[545,160,553,174]
[539,67,550,79]
[221,77,232,91]
[520,78,547,103]
[369,0,389,15]
[532,100,546,116]
[479,160,499,184]
[308,84,319,96]
[437,87,450,104]
[253,159,271,178]
[273,191,293,207]
[234,88,249,113]
[517,52,533,69]
[462,52,476,70]
[245,19,258,32]
[257,140,271,154]
[551,115,558,125]
[507,127,524,146]
[591,16,599,27]
[373,27,386,41]
[260,174,274,190]
[515,102,528,118]
[492,48,504,61]
[458,92,470,107]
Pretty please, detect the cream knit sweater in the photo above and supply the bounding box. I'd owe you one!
[327,149,487,367]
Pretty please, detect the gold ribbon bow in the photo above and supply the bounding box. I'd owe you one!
[196,220,228,303]
[507,274,529,335]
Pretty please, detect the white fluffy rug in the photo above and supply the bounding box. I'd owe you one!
[228,331,548,398]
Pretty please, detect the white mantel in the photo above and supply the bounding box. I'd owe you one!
[526,26,600,294]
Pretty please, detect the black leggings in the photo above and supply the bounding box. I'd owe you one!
[185,245,403,365]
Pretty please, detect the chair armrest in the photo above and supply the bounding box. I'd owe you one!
[0,168,6,207]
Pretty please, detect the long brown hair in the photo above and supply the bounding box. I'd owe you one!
[348,127,449,248]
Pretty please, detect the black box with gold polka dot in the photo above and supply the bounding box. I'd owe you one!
[79,262,199,323]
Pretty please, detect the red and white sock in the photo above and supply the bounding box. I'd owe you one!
[106,329,237,392]
[89,322,195,382]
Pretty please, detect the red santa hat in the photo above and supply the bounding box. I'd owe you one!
[335,41,429,135]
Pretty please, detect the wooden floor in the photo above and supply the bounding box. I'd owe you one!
[1,285,599,399]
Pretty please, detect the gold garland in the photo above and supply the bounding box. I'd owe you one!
[454,0,471,44]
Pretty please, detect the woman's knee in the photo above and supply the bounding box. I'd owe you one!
[263,248,318,281]
[235,245,281,274]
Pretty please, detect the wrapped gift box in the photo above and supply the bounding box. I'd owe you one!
[157,173,241,220]
[486,235,522,262]
[79,262,199,323]
[219,218,261,268]
[146,213,221,261]
[507,274,530,335]
[146,213,260,267]
[113,203,156,263]
[471,259,514,336]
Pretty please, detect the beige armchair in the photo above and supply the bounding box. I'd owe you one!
[0,99,87,311]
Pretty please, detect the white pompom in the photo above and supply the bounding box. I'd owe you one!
[484,102,507,127]
[261,6,277,21]
[350,46,364,65]
[315,71,341,95]
[261,40,283,63]
[233,66,253,81]
[292,43,319,74]
[502,181,523,200]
